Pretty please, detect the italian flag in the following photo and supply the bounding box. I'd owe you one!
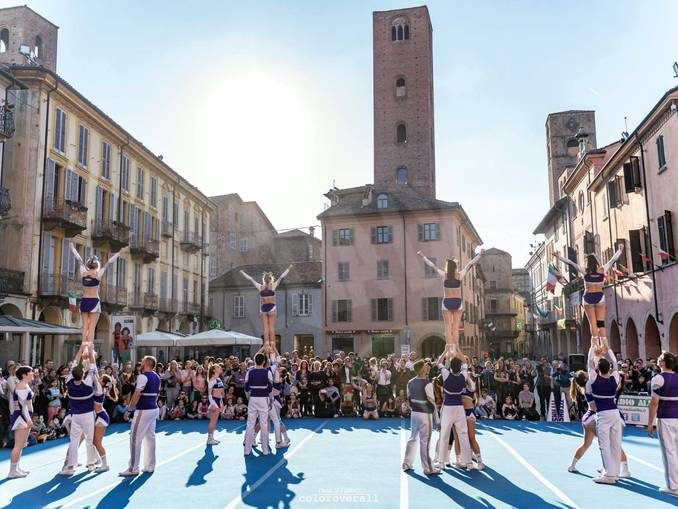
[546,264,567,293]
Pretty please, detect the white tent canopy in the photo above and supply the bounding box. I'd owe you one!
[135,330,186,347]
[177,328,263,347]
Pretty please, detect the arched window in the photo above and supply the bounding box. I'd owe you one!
[377,193,389,209]
[395,77,406,98]
[396,123,407,144]
[396,167,408,185]
[34,35,42,58]
[0,29,8,53]
[391,18,410,41]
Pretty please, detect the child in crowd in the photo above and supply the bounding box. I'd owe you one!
[51,408,69,439]
[234,397,247,421]
[30,415,50,443]
[400,398,411,418]
[46,378,63,426]
[502,395,518,420]
[381,396,397,417]
[222,398,235,420]
[477,389,496,419]
[114,395,131,423]
[198,395,209,419]
[157,398,167,420]
[186,400,199,419]
[288,393,301,418]
[171,400,187,420]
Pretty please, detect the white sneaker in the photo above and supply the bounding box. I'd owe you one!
[402,464,413,471]
[95,465,109,473]
[18,467,29,475]
[58,466,75,476]
[206,437,220,445]
[568,465,577,473]
[276,441,290,448]
[118,469,139,477]
[87,463,97,472]
[593,476,617,484]
[424,468,441,475]
[619,470,631,479]
[659,487,678,496]
[466,463,475,470]
[7,470,28,479]
[454,462,465,469]
[476,461,485,471]
[142,468,154,474]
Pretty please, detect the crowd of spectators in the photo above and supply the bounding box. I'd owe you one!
[0,349,664,449]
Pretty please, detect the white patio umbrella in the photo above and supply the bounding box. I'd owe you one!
[177,328,263,347]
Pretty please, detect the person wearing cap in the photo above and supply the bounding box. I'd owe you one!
[402,359,440,475]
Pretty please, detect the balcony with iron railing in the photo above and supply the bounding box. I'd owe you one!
[129,235,160,263]
[0,105,15,141]
[181,300,201,316]
[129,290,143,309]
[161,220,174,238]
[39,274,79,299]
[91,219,130,251]
[43,199,88,237]
[180,231,202,253]
[144,292,159,312]
[100,283,127,307]
[0,267,24,297]
[159,297,177,314]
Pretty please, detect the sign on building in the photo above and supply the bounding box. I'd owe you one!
[112,314,136,365]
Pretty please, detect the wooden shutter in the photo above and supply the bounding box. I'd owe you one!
[44,159,55,209]
[417,224,424,241]
[436,223,441,240]
[631,157,642,188]
[60,240,69,276]
[347,300,352,322]
[607,180,618,208]
[332,300,337,322]
[291,293,299,316]
[371,299,377,321]
[109,192,116,222]
[387,226,393,243]
[95,186,104,222]
[387,298,393,321]
[331,230,338,246]
[615,238,628,269]
[371,227,377,244]
[79,177,87,206]
[629,229,643,272]
[666,211,675,259]
[422,298,428,321]
[307,294,313,315]
[659,216,667,254]
[623,162,634,193]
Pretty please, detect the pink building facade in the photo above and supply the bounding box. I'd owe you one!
[558,87,678,358]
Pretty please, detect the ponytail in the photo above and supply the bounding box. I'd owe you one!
[570,370,587,403]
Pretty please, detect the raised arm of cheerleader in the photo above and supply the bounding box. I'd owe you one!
[273,265,293,290]
[459,250,484,280]
[417,251,446,278]
[99,248,123,278]
[240,270,262,291]
[603,244,625,273]
[553,251,584,275]
[70,242,86,275]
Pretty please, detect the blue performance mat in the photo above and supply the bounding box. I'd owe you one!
[0,419,675,509]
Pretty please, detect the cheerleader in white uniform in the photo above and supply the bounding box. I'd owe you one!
[91,350,112,473]
[206,363,225,446]
[7,366,34,479]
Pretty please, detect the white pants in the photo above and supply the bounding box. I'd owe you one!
[268,404,284,444]
[657,418,678,490]
[66,412,96,468]
[244,397,270,455]
[596,409,623,478]
[128,408,158,472]
[403,411,434,472]
[438,405,472,466]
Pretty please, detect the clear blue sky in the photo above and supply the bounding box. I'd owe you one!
[16,0,678,266]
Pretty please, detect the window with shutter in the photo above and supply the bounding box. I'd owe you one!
[629,229,643,272]
[307,294,313,315]
[102,142,110,179]
[657,135,667,169]
[291,293,299,316]
[332,300,337,322]
[665,211,675,259]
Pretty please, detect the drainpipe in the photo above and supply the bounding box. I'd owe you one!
[34,77,59,320]
[200,208,205,331]
[605,188,621,328]
[402,214,408,326]
[634,133,662,324]
[171,182,176,313]
[322,223,327,355]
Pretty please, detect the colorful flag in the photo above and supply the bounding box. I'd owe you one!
[546,264,567,293]
[536,306,549,318]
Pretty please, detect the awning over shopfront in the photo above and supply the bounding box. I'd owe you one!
[177,328,263,347]
[135,330,186,347]
[0,315,82,335]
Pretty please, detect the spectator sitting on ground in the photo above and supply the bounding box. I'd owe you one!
[222,398,235,420]
[477,389,496,419]
[234,397,247,420]
[502,395,518,420]
[380,395,397,417]
[157,398,167,420]
[288,393,301,418]
[186,400,199,419]
[171,400,187,420]
[518,383,540,421]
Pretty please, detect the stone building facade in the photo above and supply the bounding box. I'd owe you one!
[318,5,485,360]
[209,261,322,355]
[0,6,215,366]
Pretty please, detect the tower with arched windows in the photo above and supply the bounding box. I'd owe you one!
[0,5,58,72]
[373,6,435,198]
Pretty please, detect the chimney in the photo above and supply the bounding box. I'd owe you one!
[309,226,315,238]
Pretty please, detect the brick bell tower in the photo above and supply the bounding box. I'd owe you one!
[373,6,436,199]
[0,5,58,72]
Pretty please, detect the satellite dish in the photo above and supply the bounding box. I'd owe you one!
[673,61,678,78]
[19,44,31,56]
